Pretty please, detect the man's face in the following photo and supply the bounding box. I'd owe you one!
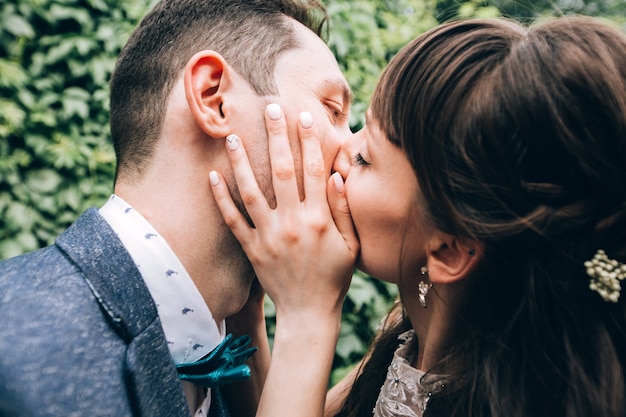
[234,18,352,208]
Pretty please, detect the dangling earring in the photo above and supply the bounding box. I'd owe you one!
[418,266,432,309]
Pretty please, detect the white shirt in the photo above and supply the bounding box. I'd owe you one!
[100,194,223,416]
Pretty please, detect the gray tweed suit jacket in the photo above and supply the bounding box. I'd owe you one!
[0,208,230,417]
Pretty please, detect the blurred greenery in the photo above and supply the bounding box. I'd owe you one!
[0,0,144,258]
[1,0,625,385]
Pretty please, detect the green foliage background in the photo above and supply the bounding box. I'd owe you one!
[2,0,625,384]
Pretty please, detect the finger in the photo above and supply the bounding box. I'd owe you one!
[298,111,327,205]
[266,103,300,206]
[327,172,359,256]
[209,170,255,246]
[224,133,270,221]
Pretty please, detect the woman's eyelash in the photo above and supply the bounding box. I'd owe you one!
[352,153,370,166]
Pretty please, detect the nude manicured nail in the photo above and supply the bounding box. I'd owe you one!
[209,171,219,186]
[332,172,344,194]
[226,134,240,151]
[299,112,313,129]
[267,103,282,120]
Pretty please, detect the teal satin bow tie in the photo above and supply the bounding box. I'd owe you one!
[176,334,257,388]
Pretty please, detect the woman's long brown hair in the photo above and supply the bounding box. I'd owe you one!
[336,17,626,417]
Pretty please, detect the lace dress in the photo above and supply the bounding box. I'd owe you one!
[373,330,446,417]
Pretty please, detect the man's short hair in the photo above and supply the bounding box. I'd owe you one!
[109,0,326,182]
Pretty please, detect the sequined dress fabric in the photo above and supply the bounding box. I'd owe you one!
[373,330,444,417]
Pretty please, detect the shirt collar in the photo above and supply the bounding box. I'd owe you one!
[99,194,223,364]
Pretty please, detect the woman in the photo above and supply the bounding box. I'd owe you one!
[211,16,626,417]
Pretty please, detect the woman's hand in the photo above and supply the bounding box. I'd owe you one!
[209,103,359,417]
[209,103,358,321]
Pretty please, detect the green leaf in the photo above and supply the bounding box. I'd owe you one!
[0,239,27,261]
[346,274,379,309]
[58,187,81,211]
[0,60,28,88]
[0,99,27,132]
[25,169,63,194]
[61,87,91,119]
[5,201,37,230]
[45,39,75,64]
[336,330,365,359]
[48,4,93,31]
[1,13,35,38]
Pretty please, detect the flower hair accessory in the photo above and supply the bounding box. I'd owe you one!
[585,249,626,303]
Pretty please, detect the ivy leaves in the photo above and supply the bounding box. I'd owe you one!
[0,0,144,258]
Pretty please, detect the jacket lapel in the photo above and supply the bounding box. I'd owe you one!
[56,208,190,416]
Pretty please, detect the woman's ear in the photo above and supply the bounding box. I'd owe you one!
[184,50,232,139]
[426,231,483,284]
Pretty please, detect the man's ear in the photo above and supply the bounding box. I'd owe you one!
[184,50,232,138]
[426,231,483,284]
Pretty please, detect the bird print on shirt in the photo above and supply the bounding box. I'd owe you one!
[102,194,220,373]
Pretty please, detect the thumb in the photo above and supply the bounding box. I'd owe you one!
[328,172,359,256]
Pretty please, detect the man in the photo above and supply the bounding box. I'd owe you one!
[0,0,352,416]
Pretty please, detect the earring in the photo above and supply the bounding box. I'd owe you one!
[418,266,432,309]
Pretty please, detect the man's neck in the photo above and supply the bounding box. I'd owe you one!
[115,177,254,323]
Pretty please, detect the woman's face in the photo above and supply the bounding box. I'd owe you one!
[333,113,430,284]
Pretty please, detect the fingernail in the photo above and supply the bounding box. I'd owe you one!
[299,112,313,129]
[267,103,282,120]
[209,171,220,186]
[226,134,240,151]
[332,172,344,194]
